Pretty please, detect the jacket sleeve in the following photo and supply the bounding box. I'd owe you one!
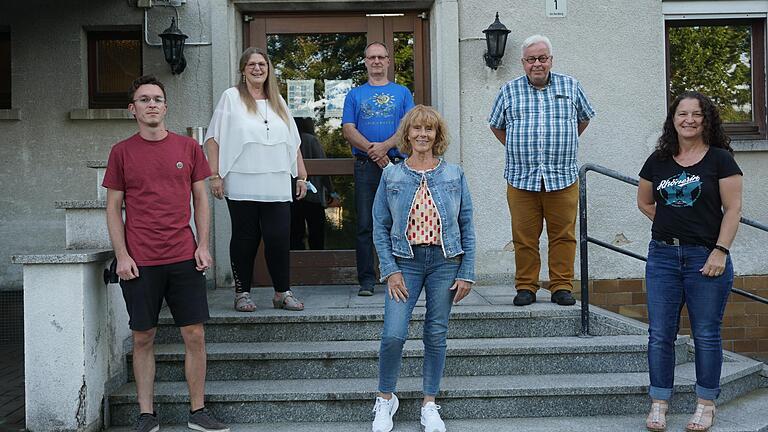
[372,169,401,281]
[455,168,476,283]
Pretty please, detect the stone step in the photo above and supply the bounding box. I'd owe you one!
[132,335,691,382]
[108,358,763,425]
[154,304,587,343]
[54,200,112,249]
[106,388,768,430]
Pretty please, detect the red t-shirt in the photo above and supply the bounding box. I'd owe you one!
[102,132,211,266]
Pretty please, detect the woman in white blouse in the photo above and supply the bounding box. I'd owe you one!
[205,47,308,312]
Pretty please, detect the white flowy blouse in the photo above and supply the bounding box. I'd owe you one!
[205,87,301,202]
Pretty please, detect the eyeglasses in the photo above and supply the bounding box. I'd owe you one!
[366,55,388,61]
[246,62,268,70]
[522,55,551,64]
[132,96,166,105]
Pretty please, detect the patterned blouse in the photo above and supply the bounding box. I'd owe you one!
[407,176,442,245]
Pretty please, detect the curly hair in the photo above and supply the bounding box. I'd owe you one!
[656,91,732,159]
[395,105,449,157]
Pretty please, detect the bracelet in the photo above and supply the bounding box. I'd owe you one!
[296,178,307,183]
[209,174,221,181]
[713,244,730,255]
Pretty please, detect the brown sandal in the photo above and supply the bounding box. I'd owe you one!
[273,290,304,311]
[685,403,715,432]
[234,292,256,312]
[646,401,668,432]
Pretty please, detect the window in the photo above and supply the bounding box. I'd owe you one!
[666,19,766,139]
[87,29,142,109]
[0,30,10,109]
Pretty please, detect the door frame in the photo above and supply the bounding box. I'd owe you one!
[245,12,431,285]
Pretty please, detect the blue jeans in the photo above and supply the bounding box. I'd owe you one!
[354,158,383,287]
[378,245,460,396]
[645,239,733,401]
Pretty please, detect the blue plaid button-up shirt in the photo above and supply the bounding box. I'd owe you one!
[488,72,595,192]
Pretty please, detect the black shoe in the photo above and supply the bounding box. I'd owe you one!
[358,285,375,296]
[551,290,576,306]
[513,290,536,306]
[188,407,229,432]
[134,412,159,432]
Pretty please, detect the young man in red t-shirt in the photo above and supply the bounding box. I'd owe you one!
[103,75,228,432]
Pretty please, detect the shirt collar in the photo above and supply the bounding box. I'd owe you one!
[526,73,552,90]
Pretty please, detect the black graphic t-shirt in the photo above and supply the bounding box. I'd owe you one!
[639,147,742,247]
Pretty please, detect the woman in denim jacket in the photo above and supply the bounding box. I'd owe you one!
[370,105,475,432]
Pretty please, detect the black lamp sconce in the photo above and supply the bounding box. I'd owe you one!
[159,17,188,75]
[483,12,511,70]
[140,0,210,76]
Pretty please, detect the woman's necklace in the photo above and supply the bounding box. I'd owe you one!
[254,101,269,139]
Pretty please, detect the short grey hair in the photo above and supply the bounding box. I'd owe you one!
[521,35,553,57]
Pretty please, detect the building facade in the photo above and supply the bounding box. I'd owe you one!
[1,0,767,291]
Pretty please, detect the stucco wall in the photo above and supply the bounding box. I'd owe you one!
[0,0,214,289]
[457,0,768,281]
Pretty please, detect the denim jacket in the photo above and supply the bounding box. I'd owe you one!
[373,159,476,283]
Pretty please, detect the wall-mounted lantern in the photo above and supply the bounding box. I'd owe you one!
[159,17,188,74]
[482,12,511,70]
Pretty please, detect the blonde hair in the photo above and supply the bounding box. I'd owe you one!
[236,47,290,125]
[396,105,449,156]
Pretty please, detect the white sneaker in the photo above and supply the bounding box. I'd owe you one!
[421,402,446,432]
[371,394,399,432]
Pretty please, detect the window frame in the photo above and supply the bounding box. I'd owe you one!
[664,18,767,140]
[87,28,142,109]
[0,29,10,109]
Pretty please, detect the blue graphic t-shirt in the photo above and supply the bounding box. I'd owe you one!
[639,147,742,247]
[341,82,415,158]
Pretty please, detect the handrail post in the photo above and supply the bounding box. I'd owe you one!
[578,166,590,336]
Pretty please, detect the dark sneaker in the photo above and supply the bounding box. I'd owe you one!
[134,412,159,432]
[188,407,229,432]
[551,290,576,306]
[513,290,536,306]
[358,284,375,296]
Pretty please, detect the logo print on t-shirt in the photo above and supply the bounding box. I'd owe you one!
[176,161,183,169]
[361,92,397,119]
[657,171,701,207]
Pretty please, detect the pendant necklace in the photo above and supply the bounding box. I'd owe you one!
[255,100,269,139]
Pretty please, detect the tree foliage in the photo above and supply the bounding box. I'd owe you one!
[668,24,752,122]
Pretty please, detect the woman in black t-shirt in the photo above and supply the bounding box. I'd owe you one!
[637,91,742,432]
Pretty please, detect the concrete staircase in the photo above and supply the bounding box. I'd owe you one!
[106,285,768,431]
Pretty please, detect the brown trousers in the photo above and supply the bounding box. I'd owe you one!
[506,181,579,293]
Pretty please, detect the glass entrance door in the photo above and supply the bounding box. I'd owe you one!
[245,13,430,285]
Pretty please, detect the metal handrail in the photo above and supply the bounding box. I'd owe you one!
[578,163,768,336]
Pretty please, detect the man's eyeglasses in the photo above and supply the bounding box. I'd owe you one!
[132,96,166,105]
[366,55,388,61]
[522,55,551,64]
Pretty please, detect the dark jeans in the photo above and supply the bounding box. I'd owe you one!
[354,158,384,287]
[290,200,326,250]
[645,239,733,401]
[226,199,291,293]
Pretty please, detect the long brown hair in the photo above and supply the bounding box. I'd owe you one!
[236,47,290,125]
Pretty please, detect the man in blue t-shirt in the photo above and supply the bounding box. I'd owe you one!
[342,41,415,296]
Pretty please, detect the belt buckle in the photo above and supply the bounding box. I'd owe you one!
[671,238,680,246]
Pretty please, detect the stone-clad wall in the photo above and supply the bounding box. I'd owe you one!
[574,277,768,362]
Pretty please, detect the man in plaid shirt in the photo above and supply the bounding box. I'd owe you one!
[488,34,595,307]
